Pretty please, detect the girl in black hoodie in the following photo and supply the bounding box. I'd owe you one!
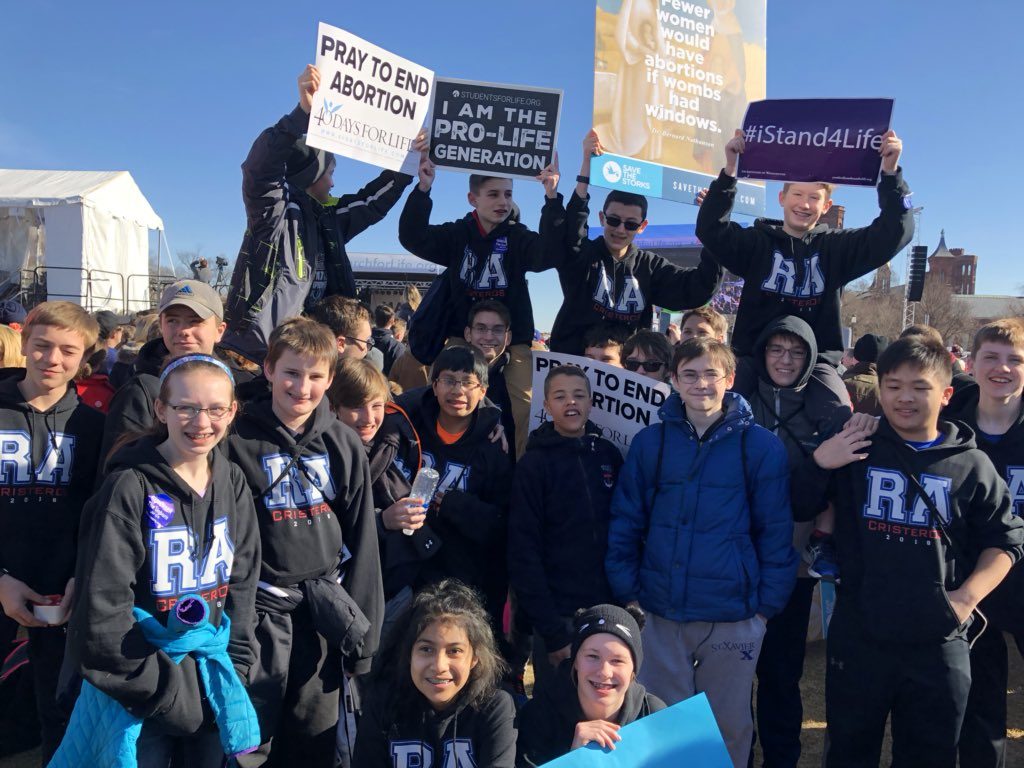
[69,355,261,767]
[515,604,664,767]
[353,579,516,767]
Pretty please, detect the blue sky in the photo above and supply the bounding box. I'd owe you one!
[4,1,1022,330]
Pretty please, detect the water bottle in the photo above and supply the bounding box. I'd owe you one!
[403,467,440,535]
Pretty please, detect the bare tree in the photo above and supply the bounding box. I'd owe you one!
[842,280,903,341]
[916,277,975,346]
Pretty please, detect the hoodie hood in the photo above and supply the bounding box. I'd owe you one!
[241,388,339,447]
[752,315,818,391]
[873,415,977,454]
[404,385,502,446]
[755,216,830,242]
[542,661,656,730]
[0,368,83,416]
[133,337,171,377]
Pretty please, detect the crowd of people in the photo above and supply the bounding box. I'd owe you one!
[0,64,1022,768]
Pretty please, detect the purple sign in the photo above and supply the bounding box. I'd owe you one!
[738,98,894,186]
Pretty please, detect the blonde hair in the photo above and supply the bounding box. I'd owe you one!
[266,317,338,371]
[328,357,391,410]
[22,301,100,351]
[0,325,26,367]
[405,284,422,312]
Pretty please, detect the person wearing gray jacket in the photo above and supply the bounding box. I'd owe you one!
[730,315,851,768]
[223,64,411,362]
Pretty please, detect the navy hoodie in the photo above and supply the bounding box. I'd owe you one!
[508,421,622,649]
[393,386,512,618]
[398,186,568,346]
[696,169,914,363]
[0,370,104,595]
[792,418,1024,643]
[545,191,723,355]
[68,437,260,727]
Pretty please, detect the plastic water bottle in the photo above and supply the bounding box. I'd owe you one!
[403,467,440,535]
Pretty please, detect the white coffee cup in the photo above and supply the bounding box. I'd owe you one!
[33,601,64,624]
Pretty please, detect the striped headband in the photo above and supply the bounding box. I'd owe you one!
[158,354,235,387]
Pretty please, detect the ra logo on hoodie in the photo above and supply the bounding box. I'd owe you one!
[421,452,470,496]
[0,430,75,489]
[1007,466,1024,517]
[150,517,233,599]
[261,452,337,511]
[391,738,476,768]
[592,263,644,318]
[862,468,952,528]
[761,251,826,299]
[459,237,509,291]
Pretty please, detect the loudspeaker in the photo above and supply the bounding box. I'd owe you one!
[907,245,927,302]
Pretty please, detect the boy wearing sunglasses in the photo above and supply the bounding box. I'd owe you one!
[544,130,723,356]
[622,330,674,381]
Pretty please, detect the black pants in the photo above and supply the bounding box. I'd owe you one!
[236,601,341,768]
[959,623,1023,768]
[751,577,816,768]
[0,616,68,764]
[135,719,224,768]
[824,600,971,768]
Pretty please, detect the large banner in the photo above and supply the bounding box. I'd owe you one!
[738,98,895,186]
[540,693,731,766]
[530,352,670,456]
[307,22,433,173]
[591,0,766,216]
[429,78,562,179]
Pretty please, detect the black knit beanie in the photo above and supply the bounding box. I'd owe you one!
[854,333,888,364]
[570,604,643,671]
[285,137,334,190]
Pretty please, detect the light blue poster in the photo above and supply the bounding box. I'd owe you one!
[540,693,731,767]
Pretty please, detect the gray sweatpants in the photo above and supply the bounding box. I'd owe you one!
[639,613,766,768]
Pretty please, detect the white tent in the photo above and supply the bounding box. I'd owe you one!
[0,169,164,312]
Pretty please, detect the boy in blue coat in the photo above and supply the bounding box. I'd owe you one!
[606,337,797,768]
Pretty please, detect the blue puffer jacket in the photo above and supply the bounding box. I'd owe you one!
[606,391,798,622]
[49,596,260,768]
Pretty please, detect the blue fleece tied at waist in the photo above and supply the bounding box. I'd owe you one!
[49,595,260,768]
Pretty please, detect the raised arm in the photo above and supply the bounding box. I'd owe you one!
[397,140,460,267]
[648,248,724,311]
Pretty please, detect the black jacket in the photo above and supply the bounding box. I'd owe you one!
[393,386,513,615]
[508,422,622,649]
[227,394,384,664]
[545,190,721,354]
[354,687,516,768]
[370,327,406,376]
[792,418,1024,643]
[399,187,567,346]
[696,169,914,363]
[223,104,411,361]
[945,391,1024,635]
[515,662,664,767]
[0,370,104,595]
[68,437,260,731]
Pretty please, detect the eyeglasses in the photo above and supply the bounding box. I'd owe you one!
[470,323,508,337]
[603,214,643,232]
[675,371,727,385]
[766,344,808,361]
[435,376,482,391]
[167,403,233,421]
[624,359,665,373]
[345,335,376,350]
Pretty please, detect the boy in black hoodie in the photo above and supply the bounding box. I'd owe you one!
[544,130,723,356]
[227,318,384,767]
[792,335,1024,767]
[508,365,623,692]
[730,315,850,767]
[0,301,104,762]
[398,139,563,464]
[391,346,513,644]
[946,319,1024,768]
[696,128,914,366]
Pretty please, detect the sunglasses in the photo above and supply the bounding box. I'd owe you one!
[603,214,643,231]
[624,359,665,373]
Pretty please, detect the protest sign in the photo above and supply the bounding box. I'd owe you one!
[540,693,731,767]
[738,98,895,186]
[590,0,766,216]
[429,78,562,179]
[307,22,433,173]
[530,351,669,456]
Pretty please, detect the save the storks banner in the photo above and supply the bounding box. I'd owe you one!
[530,351,670,457]
[737,98,895,186]
[429,78,562,179]
[307,22,433,173]
[590,0,766,216]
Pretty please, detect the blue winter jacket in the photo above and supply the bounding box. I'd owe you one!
[605,392,798,622]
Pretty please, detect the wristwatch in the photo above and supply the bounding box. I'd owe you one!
[576,174,590,184]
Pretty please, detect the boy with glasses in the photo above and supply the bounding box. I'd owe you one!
[464,300,518,456]
[306,295,375,360]
[544,130,723,355]
[606,336,796,767]
[392,345,513,644]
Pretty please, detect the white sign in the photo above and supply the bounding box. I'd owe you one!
[307,22,433,173]
[530,352,670,457]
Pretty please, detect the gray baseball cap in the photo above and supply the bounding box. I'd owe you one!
[158,280,223,320]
